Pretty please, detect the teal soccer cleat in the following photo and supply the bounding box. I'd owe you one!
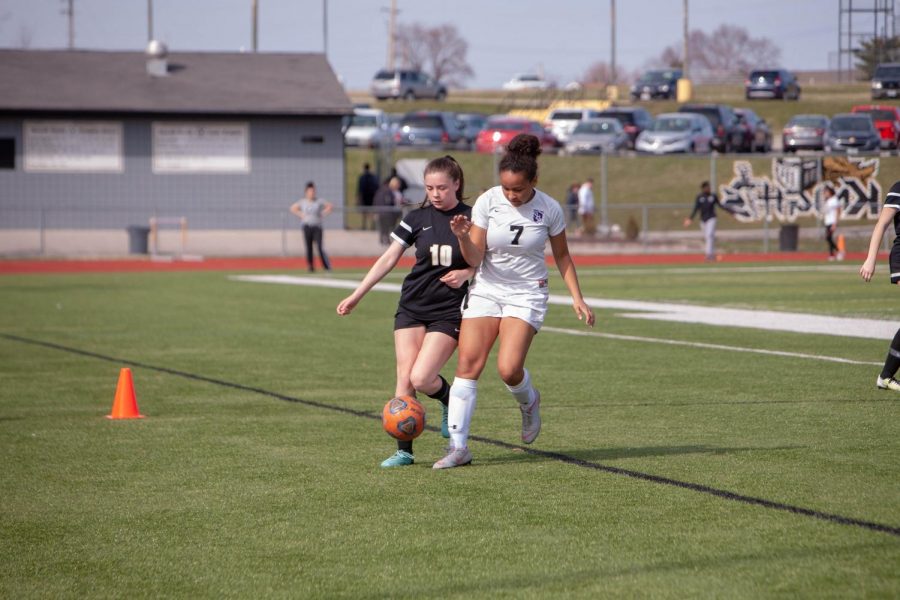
[380,450,414,468]
[441,403,450,439]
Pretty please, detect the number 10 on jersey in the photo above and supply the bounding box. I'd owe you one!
[429,244,453,266]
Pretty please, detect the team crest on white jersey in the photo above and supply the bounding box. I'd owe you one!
[532,209,544,223]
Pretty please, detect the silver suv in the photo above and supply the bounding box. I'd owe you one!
[371,69,448,101]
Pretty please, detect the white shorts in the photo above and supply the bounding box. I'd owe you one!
[462,280,549,332]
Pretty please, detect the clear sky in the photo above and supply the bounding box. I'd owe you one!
[0,1,846,89]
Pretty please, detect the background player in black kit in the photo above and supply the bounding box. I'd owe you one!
[860,180,900,392]
[337,156,474,467]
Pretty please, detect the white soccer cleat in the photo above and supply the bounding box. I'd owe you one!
[876,376,900,391]
[520,389,541,444]
[432,446,472,469]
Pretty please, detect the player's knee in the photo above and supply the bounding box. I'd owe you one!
[408,369,435,394]
[496,364,524,386]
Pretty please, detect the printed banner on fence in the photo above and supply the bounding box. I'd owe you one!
[720,156,881,223]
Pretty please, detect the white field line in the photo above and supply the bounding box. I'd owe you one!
[541,326,881,366]
[230,274,896,343]
[577,265,861,276]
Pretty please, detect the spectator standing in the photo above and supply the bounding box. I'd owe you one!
[565,182,580,231]
[357,163,380,231]
[290,181,333,272]
[683,181,729,262]
[577,178,596,236]
[822,185,843,261]
[373,177,404,245]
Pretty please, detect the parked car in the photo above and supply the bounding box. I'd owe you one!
[370,69,447,101]
[677,104,742,152]
[871,62,900,100]
[851,105,900,149]
[782,114,829,152]
[733,108,772,152]
[475,116,558,154]
[635,113,714,154]
[394,111,463,148]
[455,113,488,147]
[343,108,389,148]
[544,108,603,143]
[630,69,682,100]
[564,118,630,155]
[597,107,653,149]
[502,74,552,91]
[744,68,801,100]
[824,113,881,153]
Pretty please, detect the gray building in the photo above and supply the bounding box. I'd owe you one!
[0,47,353,256]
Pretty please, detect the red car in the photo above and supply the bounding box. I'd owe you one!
[475,117,558,154]
[851,105,900,149]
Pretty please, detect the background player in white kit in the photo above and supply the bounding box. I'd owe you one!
[434,134,595,469]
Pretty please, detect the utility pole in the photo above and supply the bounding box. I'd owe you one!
[252,0,258,52]
[682,0,689,78]
[147,0,153,42]
[387,0,397,69]
[610,0,616,84]
[322,0,328,56]
[61,0,74,49]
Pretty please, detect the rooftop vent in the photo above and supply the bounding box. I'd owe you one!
[146,40,168,77]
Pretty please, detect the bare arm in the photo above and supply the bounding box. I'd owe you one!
[549,230,595,327]
[289,202,303,220]
[322,200,334,217]
[860,207,897,282]
[450,214,486,268]
[336,241,405,315]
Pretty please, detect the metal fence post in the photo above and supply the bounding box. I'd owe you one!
[281,211,288,257]
[600,152,608,234]
[763,197,770,253]
[709,152,717,189]
[641,205,649,248]
[40,208,46,256]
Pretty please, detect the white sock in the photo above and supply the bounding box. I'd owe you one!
[506,368,535,407]
[448,377,478,449]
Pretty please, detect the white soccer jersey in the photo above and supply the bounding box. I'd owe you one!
[470,186,566,288]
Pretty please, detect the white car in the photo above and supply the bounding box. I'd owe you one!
[635,113,714,154]
[544,108,603,144]
[502,74,552,91]
[343,108,389,148]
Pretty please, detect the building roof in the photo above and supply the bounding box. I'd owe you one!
[0,49,353,116]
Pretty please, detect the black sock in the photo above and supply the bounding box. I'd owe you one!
[880,328,900,379]
[398,440,413,453]
[426,376,450,406]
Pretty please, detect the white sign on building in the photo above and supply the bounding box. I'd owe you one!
[24,120,124,172]
[152,122,250,173]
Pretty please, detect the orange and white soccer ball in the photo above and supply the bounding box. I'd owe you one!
[382,396,425,441]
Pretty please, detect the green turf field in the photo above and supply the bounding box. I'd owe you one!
[1,263,899,598]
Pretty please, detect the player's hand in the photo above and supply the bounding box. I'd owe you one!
[682,218,692,228]
[439,269,470,289]
[450,214,472,238]
[336,296,358,315]
[573,300,595,328]
[860,259,876,282]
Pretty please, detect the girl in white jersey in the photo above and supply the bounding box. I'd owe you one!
[434,134,595,469]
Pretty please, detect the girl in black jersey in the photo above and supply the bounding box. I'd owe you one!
[336,156,474,467]
[860,180,900,392]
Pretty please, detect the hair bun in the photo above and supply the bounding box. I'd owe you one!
[506,134,542,159]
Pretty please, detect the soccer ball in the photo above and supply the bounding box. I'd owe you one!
[382,396,425,441]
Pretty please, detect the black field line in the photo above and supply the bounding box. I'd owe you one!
[4,332,899,539]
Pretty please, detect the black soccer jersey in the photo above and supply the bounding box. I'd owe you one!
[391,202,472,320]
[885,181,900,238]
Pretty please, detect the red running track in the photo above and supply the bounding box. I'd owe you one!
[0,252,869,275]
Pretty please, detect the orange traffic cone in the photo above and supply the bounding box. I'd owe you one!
[837,234,846,254]
[106,368,144,419]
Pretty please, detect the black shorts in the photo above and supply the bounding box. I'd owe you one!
[891,243,900,284]
[394,308,461,340]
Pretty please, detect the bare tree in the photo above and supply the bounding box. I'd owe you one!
[581,61,639,87]
[656,25,781,77]
[395,22,474,87]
